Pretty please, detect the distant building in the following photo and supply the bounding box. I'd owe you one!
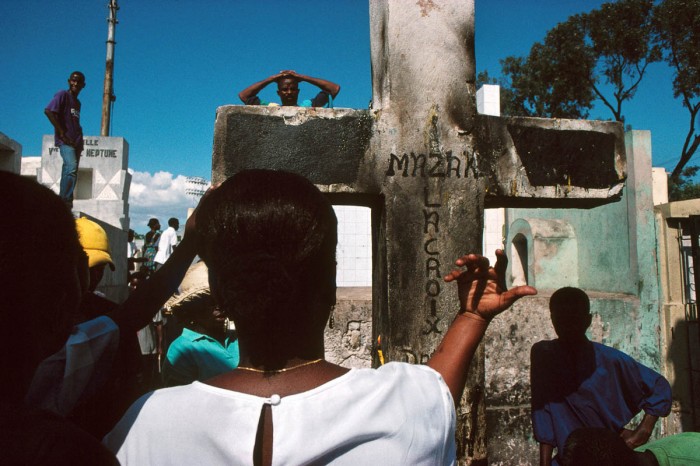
[0,132,22,174]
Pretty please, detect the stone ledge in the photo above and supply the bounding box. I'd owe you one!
[477,115,626,208]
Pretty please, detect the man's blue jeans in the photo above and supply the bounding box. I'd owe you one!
[58,144,79,206]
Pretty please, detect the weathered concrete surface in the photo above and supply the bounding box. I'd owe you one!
[324,287,372,368]
[507,218,579,290]
[212,107,372,186]
[477,115,625,208]
[0,131,22,174]
[483,296,547,465]
[20,156,41,180]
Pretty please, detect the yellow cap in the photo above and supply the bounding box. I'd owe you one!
[75,217,115,271]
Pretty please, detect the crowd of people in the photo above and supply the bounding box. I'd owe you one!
[5,68,692,464]
[3,167,696,465]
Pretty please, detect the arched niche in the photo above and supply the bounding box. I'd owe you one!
[506,218,579,291]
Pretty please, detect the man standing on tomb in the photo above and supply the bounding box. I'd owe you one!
[239,70,340,108]
[45,71,86,209]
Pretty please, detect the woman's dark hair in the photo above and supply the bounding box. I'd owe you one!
[195,170,337,338]
[0,172,82,308]
[0,172,83,380]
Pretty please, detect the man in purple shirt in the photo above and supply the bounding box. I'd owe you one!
[530,287,671,466]
[45,71,85,209]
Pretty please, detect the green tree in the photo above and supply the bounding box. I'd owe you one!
[582,0,661,121]
[499,0,659,122]
[500,18,596,119]
[653,0,700,180]
[669,166,700,201]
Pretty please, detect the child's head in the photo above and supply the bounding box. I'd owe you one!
[561,428,638,466]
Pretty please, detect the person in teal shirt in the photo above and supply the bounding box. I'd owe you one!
[163,261,239,386]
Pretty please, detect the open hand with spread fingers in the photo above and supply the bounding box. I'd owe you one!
[444,249,537,322]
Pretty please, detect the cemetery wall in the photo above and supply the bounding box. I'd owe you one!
[325,287,372,368]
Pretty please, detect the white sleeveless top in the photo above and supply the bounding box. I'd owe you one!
[104,362,456,465]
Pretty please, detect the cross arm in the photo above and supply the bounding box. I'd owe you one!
[211,106,373,186]
[475,115,626,208]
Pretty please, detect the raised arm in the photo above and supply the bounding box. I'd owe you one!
[108,188,215,332]
[109,228,195,333]
[428,250,537,404]
[282,70,341,98]
[238,72,285,104]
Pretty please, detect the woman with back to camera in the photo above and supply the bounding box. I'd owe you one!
[104,169,536,465]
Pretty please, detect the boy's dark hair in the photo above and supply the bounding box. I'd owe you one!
[168,217,178,228]
[195,169,337,340]
[69,70,85,82]
[550,287,589,315]
[549,287,592,339]
[561,428,638,466]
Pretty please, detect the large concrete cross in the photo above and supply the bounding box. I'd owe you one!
[211,1,625,462]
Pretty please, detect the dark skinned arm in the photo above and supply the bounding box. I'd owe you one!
[280,70,341,98]
[107,187,215,333]
[427,250,537,404]
[539,442,554,466]
[620,413,659,448]
[238,72,286,103]
[108,226,196,333]
[44,109,75,147]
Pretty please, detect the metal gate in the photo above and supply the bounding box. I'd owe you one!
[679,216,700,429]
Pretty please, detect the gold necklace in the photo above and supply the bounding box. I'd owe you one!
[237,358,324,374]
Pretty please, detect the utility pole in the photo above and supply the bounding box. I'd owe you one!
[100,0,118,136]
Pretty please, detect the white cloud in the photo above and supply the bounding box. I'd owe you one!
[128,170,210,234]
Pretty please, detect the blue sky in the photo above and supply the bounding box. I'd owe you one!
[0,1,692,230]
